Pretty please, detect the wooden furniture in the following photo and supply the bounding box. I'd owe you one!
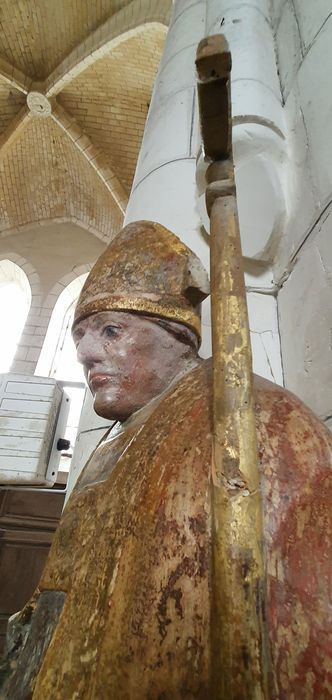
[0,487,64,656]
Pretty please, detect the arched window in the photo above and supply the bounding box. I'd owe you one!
[0,260,31,372]
[36,274,87,382]
[35,274,88,475]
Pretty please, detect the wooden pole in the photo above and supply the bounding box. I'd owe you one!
[196,36,270,699]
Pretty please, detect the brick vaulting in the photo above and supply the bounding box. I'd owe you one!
[0,0,170,242]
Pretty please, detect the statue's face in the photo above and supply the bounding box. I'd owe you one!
[73,310,189,422]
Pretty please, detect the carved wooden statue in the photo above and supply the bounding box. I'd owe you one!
[1,37,332,700]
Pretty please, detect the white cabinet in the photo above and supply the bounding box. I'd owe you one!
[0,374,70,486]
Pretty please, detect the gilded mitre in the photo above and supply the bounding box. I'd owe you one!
[73,221,210,342]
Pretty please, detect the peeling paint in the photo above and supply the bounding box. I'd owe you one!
[2,361,332,698]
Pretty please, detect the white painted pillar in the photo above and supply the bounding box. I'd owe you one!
[125,0,211,356]
[66,389,112,497]
[67,0,208,498]
[205,0,286,261]
[126,0,285,381]
[203,0,286,383]
[68,0,286,496]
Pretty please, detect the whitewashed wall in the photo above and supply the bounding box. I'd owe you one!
[272,0,332,422]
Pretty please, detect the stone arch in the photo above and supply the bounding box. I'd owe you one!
[41,263,93,317]
[0,216,108,245]
[0,256,33,372]
[0,252,40,302]
[0,253,52,375]
[46,0,171,96]
[35,270,89,380]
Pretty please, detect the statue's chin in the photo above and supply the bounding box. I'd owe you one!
[92,387,122,422]
[91,381,167,423]
[93,393,149,423]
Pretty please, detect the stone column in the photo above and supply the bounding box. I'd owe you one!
[68,0,286,495]
[205,0,285,259]
[125,0,211,355]
[202,0,286,383]
[68,0,210,498]
[126,0,285,379]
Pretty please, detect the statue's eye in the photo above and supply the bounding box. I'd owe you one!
[73,329,84,347]
[104,325,117,338]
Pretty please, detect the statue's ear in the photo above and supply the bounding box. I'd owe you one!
[184,256,210,305]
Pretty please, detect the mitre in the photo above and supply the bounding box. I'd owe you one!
[73,220,210,342]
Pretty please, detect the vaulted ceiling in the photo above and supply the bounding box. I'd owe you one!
[0,0,170,242]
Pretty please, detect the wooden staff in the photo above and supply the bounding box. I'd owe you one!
[196,36,270,699]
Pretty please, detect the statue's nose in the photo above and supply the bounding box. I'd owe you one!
[76,330,104,365]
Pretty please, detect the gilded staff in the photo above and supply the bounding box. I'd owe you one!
[196,35,270,699]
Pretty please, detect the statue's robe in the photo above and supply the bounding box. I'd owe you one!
[1,360,332,699]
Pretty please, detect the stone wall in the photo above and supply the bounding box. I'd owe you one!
[0,223,104,375]
[272,0,332,422]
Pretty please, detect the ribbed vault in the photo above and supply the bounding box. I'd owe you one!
[0,117,123,239]
[0,0,130,79]
[0,0,171,241]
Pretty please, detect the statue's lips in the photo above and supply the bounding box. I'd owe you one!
[89,373,113,388]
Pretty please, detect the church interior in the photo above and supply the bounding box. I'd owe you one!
[0,0,331,676]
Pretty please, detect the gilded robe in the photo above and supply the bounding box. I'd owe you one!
[2,359,332,699]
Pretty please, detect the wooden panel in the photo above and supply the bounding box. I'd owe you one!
[0,489,63,529]
[0,487,64,656]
